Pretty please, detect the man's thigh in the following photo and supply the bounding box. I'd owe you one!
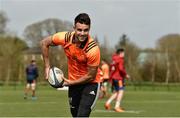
[77,83,100,117]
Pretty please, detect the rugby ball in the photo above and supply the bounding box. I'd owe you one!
[48,67,64,88]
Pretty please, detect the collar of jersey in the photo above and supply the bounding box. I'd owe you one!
[69,31,90,51]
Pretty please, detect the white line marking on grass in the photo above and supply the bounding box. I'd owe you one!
[124,110,142,114]
[97,100,179,103]
[94,109,115,113]
[94,109,142,114]
[0,101,57,104]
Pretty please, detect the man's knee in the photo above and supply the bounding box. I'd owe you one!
[31,83,36,90]
[77,107,91,117]
[26,83,30,89]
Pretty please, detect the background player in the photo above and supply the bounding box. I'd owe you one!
[105,48,130,112]
[99,59,110,99]
[24,60,39,100]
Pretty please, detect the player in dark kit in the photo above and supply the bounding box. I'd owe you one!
[24,60,39,100]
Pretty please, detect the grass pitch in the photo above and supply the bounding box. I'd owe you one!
[0,85,180,117]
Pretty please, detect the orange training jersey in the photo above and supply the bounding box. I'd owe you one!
[101,63,109,80]
[52,31,101,83]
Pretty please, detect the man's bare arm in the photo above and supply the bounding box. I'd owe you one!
[40,36,54,79]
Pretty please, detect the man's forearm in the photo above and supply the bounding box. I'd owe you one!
[71,74,95,85]
[66,67,98,86]
[40,39,50,67]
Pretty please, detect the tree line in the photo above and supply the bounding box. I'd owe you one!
[0,11,180,85]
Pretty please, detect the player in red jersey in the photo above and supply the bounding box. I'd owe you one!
[105,48,130,112]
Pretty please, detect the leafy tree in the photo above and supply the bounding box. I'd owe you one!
[0,36,27,84]
[115,34,129,49]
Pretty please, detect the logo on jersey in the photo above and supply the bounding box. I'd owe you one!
[89,91,96,95]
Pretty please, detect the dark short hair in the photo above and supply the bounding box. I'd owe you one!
[116,48,124,54]
[31,60,36,63]
[74,13,91,26]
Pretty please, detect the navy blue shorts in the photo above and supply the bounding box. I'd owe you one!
[26,79,35,84]
[112,79,125,91]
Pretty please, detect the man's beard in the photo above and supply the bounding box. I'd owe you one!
[77,36,87,42]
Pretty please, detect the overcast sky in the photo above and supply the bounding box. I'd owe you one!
[0,0,180,48]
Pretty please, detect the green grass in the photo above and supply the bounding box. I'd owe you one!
[1,85,180,117]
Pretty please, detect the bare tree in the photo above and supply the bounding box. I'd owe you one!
[23,18,73,47]
[156,34,180,83]
[0,11,8,34]
[165,49,170,84]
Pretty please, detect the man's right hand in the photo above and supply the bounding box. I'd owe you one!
[126,74,130,79]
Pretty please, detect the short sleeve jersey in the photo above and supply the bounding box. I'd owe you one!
[52,31,101,83]
[26,64,38,80]
[110,54,127,80]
